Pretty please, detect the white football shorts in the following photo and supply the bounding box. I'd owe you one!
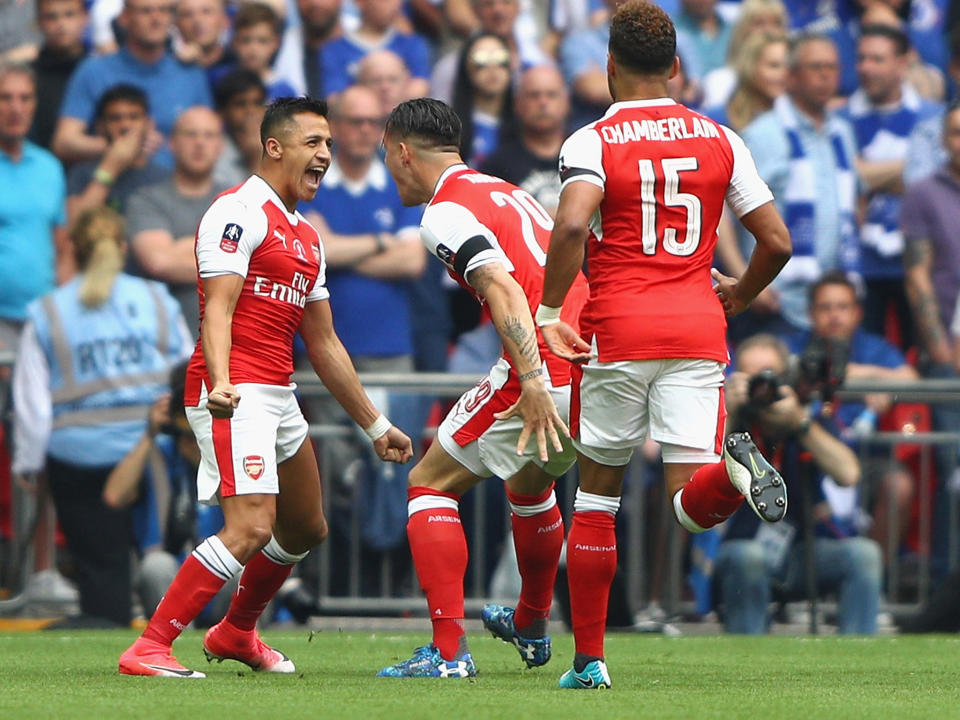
[437,358,576,480]
[186,382,309,504]
[572,358,727,466]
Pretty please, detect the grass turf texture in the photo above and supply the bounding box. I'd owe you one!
[2,630,958,719]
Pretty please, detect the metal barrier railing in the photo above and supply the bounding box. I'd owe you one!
[1,370,959,625]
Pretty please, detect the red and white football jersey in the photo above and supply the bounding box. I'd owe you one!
[421,164,589,388]
[559,98,773,364]
[185,175,328,403]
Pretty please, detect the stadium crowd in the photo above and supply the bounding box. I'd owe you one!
[1,0,959,638]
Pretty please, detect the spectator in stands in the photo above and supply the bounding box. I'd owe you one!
[781,0,859,96]
[102,363,232,623]
[0,0,41,63]
[902,100,960,580]
[729,33,859,343]
[29,0,88,150]
[700,0,787,111]
[431,0,548,105]
[125,106,227,336]
[0,62,71,353]
[715,333,881,635]
[357,49,411,116]
[839,24,941,349]
[174,0,232,78]
[66,84,168,223]
[300,85,425,560]
[673,0,734,81]
[559,0,617,129]
[707,31,787,131]
[452,33,515,167]
[212,69,266,186]
[230,2,296,101]
[481,64,569,217]
[902,102,960,371]
[11,206,191,626]
[787,271,919,563]
[52,0,212,169]
[274,0,344,97]
[321,0,430,98]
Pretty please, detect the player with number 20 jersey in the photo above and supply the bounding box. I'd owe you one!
[377,98,586,679]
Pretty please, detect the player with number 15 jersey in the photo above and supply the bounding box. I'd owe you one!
[538,1,793,689]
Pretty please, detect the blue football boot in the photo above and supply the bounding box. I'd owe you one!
[481,604,551,668]
[558,660,611,690]
[376,644,477,678]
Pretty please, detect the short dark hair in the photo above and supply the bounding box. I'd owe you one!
[384,98,462,151]
[233,2,283,36]
[808,270,859,307]
[609,0,676,75]
[213,68,266,111]
[95,84,149,121]
[260,96,328,147]
[859,23,910,55]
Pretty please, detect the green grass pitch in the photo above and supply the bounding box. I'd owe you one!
[2,630,958,719]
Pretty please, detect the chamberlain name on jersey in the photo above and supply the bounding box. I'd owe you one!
[598,115,721,145]
[559,98,774,364]
[421,164,589,389]
[186,175,328,403]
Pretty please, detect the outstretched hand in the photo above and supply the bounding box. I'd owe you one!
[541,320,592,363]
[711,268,749,317]
[494,380,568,462]
[374,426,414,464]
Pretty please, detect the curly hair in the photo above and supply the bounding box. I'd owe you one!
[609,0,676,75]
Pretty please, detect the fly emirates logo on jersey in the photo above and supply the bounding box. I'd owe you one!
[252,270,311,308]
[599,115,719,145]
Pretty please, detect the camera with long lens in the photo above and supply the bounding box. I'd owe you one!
[794,335,850,405]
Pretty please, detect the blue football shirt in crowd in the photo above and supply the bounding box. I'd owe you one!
[59,48,213,169]
[321,30,430,95]
[302,159,422,357]
[0,142,66,321]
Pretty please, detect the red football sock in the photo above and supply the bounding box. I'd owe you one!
[566,511,617,659]
[679,460,744,530]
[407,486,467,660]
[507,484,563,634]
[224,552,295,631]
[142,554,228,647]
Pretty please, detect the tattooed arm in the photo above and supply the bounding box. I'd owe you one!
[904,238,952,364]
[467,263,543,377]
[466,262,567,460]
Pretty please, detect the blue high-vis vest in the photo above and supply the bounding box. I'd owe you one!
[27,274,189,468]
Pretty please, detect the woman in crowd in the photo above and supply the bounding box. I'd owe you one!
[11,206,191,626]
[710,31,788,131]
[451,32,516,168]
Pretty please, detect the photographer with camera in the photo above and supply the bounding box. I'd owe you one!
[715,333,882,634]
[788,271,919,563]
[102,361,233,623]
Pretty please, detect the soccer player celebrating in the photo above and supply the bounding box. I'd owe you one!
[376,98,589,678]
[539,2,793,689]
[119,97,413,678]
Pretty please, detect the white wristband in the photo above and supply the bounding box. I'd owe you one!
[535,304,562,327]
[364,413,392,441]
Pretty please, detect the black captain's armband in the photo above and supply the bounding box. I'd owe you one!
[453,235,494,278]
[559,166,602,184]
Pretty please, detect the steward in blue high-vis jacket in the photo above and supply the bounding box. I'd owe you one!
[12,206,191,626]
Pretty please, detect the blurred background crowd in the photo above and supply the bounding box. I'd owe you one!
[1,0,960,636]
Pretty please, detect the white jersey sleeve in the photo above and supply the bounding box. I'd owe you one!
[721,125,775,218]
[559,125,606,192]
[420,201,514,281]
[195,195,269,278]
[307,235,330,302]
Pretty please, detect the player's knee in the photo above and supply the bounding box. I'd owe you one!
[304,515,328,546]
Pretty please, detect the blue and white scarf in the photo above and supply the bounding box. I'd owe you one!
[775,95,859,291]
